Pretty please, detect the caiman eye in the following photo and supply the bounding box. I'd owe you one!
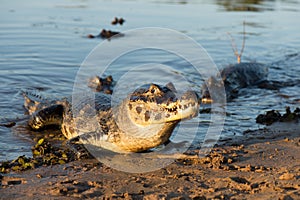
[149,84,160,94]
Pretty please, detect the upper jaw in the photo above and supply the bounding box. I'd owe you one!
[125,89,200,126]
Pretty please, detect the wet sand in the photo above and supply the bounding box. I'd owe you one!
[1,122,299,200]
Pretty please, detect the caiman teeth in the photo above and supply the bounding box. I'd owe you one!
[165,105,178,112]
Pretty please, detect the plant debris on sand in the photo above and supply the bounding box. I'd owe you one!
[0,137,77,174]
[1,122,299,199]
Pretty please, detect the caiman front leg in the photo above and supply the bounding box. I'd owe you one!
[28,104,64,130]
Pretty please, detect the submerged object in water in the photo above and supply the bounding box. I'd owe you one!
[201,62,268,103]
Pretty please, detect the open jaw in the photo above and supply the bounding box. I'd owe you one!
[127,89,200,126]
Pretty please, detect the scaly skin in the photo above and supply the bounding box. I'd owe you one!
[24,82,200,153]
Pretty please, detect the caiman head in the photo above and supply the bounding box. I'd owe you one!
[111,82,200,152]
[123,83,200,126]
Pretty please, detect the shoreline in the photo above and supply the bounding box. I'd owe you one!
[1,122,299,199]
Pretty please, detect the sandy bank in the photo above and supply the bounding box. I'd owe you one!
[1,122,299,200]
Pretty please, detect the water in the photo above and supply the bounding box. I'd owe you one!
[0,0,299,161]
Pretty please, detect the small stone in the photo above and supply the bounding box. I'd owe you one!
[144,194,166,200]
[255,166,267,173]
[73,180,79,185]
[279,172,294,180]
[50,188,61,195]
[240,164,253,172]
[231,153,238,157]
[36,174,42,178]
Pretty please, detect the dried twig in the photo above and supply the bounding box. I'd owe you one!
[227,21,246,63]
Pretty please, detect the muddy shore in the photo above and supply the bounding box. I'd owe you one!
[1,122,299,200]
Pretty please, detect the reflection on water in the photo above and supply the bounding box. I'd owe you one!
[217,0,274,12]
[218,0,300,12]
[0,0,299,161]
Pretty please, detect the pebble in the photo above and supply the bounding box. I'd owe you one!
[279,172,295,180]
[36,174,43,178]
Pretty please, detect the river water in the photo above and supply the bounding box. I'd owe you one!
[0,0,299,161]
